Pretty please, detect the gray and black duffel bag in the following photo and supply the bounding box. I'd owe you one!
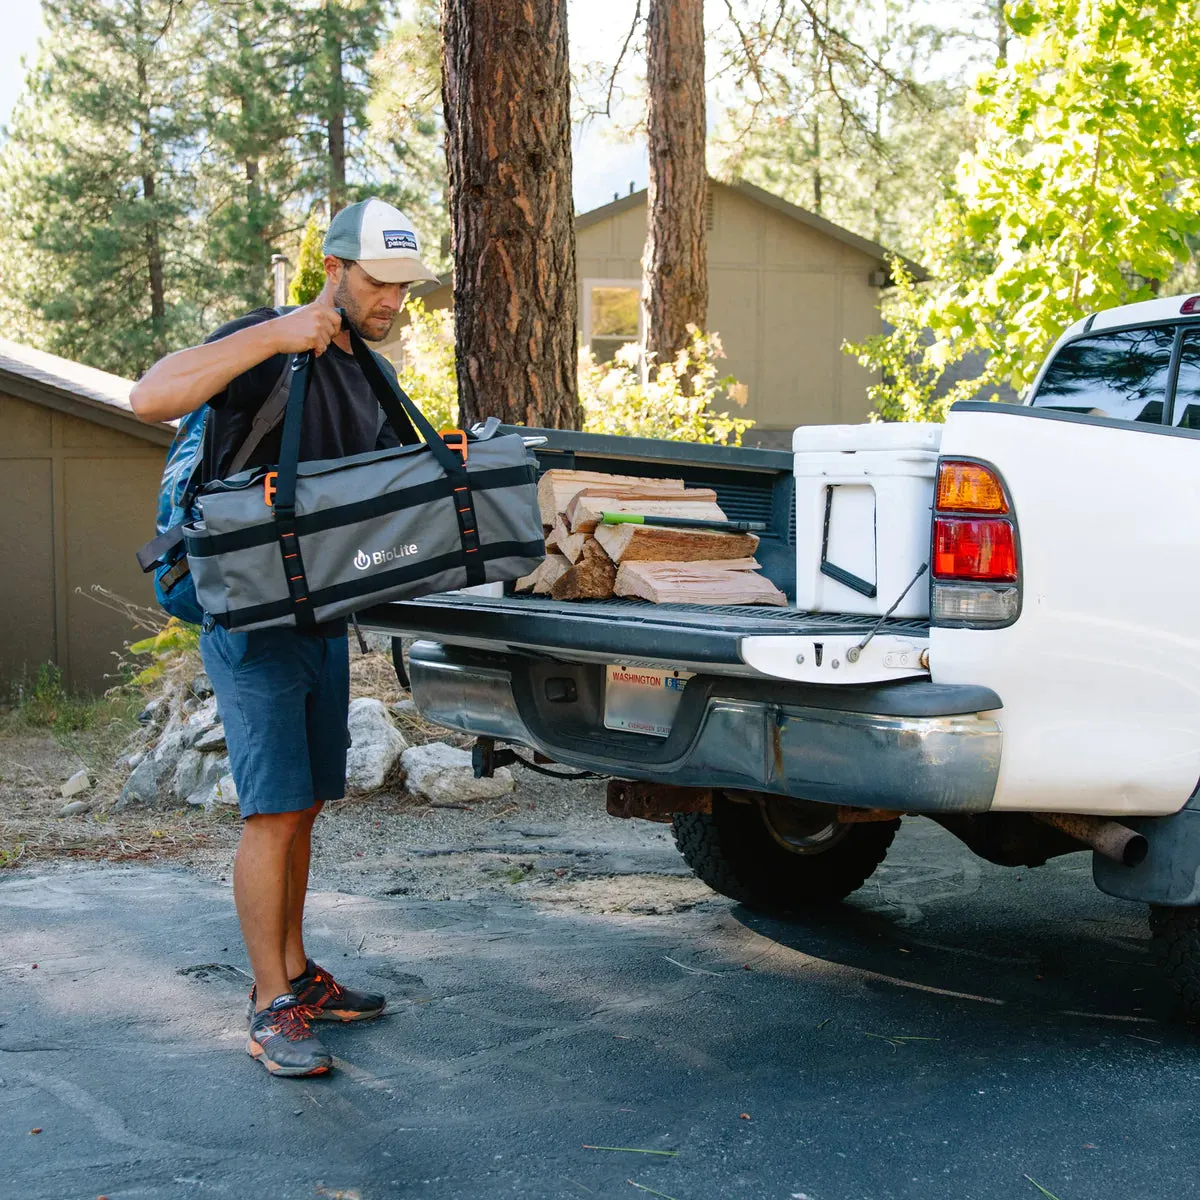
[184,319,544,632]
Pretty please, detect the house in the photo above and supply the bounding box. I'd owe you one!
[0,340,172,692]
[382,178,922,448]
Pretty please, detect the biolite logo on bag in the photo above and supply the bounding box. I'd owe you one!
[354,544,420,570]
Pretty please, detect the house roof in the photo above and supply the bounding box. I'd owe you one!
[576,177,927,283]
[0,337,174,446]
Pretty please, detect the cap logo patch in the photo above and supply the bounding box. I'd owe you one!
[382,229,418,251]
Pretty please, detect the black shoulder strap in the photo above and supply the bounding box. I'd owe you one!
[226,306,296,476]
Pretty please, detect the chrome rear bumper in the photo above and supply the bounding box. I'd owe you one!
[408,641,1002,814]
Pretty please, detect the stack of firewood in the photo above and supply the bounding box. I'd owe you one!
[514,469,787,606]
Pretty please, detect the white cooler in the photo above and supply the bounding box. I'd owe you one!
[793,423,942,619]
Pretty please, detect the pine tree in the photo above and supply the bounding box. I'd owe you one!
[0,0,203,377]
[441,0,580,428]
[288,210,328,305]
[194,0,299,316]
[368,0,450,271]
[289,0,397,217]
[642,0,708,372]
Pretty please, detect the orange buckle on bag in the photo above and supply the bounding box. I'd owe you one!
[441,428,468,462]
[263,471,278,507]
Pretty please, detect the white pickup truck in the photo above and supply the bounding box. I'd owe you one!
[363,294,1200,1013]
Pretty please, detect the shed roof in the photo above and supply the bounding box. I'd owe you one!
[0,337,174,446]
[576,177,927,282]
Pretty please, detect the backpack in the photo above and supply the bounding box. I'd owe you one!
[136,307,299,624]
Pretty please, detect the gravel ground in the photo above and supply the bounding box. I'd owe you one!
[0,647,712,916]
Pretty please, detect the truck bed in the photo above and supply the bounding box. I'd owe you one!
[359,427,929,668]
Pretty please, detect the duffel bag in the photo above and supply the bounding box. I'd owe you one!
[183,319,544,632]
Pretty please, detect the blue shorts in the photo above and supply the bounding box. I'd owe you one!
[199,625,350,819]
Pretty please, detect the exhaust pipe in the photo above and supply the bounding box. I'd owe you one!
[1034,813,1147,867]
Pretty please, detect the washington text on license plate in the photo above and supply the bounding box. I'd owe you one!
[603,665,693,737]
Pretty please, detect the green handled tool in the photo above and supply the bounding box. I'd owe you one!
[599,512,767,533]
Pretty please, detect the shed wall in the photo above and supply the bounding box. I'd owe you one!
[0,391,165,693]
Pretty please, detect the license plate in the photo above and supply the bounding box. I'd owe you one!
[603,665,692,737]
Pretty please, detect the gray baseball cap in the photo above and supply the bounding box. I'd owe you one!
[322,198,439,285]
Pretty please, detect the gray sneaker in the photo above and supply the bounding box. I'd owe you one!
[246,993,332,1077]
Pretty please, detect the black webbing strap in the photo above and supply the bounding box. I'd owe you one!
[272,353,317,629]
[341,316,486,587]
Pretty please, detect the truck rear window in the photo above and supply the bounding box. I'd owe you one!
[1033,327,1174,424]
[1172,330,1200,429]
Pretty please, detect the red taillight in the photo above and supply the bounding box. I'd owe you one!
[933,517,1017,582]
[1182,296,1200,315]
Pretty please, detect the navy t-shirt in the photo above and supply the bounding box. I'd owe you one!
[202,307,403,482]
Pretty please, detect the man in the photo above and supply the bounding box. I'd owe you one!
[131,198,440,1078]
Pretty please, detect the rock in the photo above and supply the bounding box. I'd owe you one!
[190,673,213,699]
[152,699,218,785]
[151,720,194,782]
[187,756,233,807]
[194,725,226,753]
[116,757,158,809]
[358,632,393,655]
[60,769,93,799]
[58,800,92,817]
[185,697,220,736]
[345,698,407,794]
[137,696,166,727]
[120,750,146,772]
[174,750,227,806]
[401,742,514,805]
[206,773,239,808]
[390,698,417,717]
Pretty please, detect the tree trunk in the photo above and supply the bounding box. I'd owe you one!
[641,0,708,374]
[326,5,347,215]
[995,0,1008,62]
[441,0,580,429]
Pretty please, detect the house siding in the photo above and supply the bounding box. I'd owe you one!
[0,391,165,692]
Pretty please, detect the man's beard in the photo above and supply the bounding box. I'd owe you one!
[332,282,396,342]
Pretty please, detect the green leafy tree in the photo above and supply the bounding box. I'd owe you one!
[396,300,752,444]
[288,209,328,304]
[0,0,204,376]
[852,0,1200,417]
[710,0,986,258]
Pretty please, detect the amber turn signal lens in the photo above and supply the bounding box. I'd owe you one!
[936,460,1008,514]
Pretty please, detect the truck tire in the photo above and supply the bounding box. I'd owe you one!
[1149,905,1200,1016]
[672,793,899,911]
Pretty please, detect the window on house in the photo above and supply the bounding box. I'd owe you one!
[586,281,641,363]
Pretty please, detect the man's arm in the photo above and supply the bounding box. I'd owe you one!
[129,302,344,424]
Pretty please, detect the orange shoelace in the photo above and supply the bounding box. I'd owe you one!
[307,969,344,1001]
[266,1003,320,1041]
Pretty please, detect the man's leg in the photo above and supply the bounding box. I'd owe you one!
[282,802,323,982]
[234,806,319,1010]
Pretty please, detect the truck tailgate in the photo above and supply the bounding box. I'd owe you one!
[360,593,930,667]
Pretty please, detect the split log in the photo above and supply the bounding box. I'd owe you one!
[549,515,587,563]
[614,560,787,607]
[594,523,759,563]
[550,538,617,600]
[537,469,687,526]
[530,554,572,595]
[566,491,725,534]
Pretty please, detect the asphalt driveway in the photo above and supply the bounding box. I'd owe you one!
[1,819,1196,1200]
